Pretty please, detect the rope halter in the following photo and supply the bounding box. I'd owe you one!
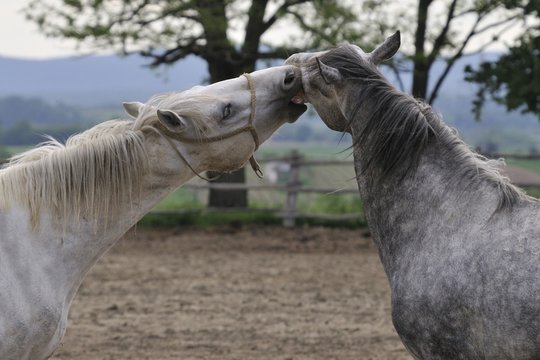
[143,72,264,181]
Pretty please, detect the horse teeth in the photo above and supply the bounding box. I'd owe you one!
[290,91,305,104]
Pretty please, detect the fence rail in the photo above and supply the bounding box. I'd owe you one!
[177,151,540,227]
[180,150,358,227]
[178,150,363,227]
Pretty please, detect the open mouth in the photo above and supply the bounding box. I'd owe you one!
[290,89,306,105]
[287,90,307,122]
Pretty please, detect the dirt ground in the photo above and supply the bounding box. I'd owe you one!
[51,226,411,360]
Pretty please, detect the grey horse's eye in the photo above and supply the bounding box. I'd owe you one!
[222,103,232,119]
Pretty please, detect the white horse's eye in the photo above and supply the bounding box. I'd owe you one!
[222,103,232,119]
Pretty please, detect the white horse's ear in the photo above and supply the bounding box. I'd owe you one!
[369,30,401,65]
[316,58,342,84]
[123,102,144,118]
[157,109,186,133]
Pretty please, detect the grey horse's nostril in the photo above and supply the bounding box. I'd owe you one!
[284,71,295,86]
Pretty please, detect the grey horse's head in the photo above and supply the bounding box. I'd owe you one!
[285,31,401,133]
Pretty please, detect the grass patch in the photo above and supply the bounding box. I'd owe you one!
[139,209,366,229]
[154,188,204,210]
[303,194,362,214]
[295,216,366,229]
[139,210,282,228]
[259,141,352,160]
[524,187,540,199]
[506,159,540,175]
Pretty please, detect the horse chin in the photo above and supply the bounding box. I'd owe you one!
[286,103,307,123]
[286,88,307,122]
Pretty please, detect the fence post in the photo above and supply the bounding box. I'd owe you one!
[283,150,303,227]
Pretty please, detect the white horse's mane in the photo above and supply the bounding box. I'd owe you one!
[133,92,218,139]
[0,91,223,230]
[0,119,148,230]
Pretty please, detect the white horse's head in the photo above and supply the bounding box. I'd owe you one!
[0,66,306,230]
[124,65,307,174]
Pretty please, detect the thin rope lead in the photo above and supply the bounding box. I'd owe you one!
[141,125,220,182]
[242,72,263,178]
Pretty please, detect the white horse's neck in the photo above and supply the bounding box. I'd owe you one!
[25,134,197,304]
[0,132,202,359]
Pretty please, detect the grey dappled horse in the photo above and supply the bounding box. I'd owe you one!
[287,32,540,359]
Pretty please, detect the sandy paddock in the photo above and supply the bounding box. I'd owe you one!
[51,226,410,360]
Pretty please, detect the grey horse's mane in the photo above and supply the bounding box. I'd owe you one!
[319,44,528,210]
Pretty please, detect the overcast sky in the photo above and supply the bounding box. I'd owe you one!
[0,1,94,59]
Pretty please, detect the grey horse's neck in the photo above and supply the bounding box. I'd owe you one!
[344,83,528,274]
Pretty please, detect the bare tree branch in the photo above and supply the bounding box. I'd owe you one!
[428,12,523,104]
[262,0,311,33]
[427,0,459,66]
[474,13,522,35]
[428,14,483,104]
[141,37,204,67]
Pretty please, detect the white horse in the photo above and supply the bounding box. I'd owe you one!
[0,66,306,360]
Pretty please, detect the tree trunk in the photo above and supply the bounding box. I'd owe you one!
[412,0,432,100]
[196,0,264,208]
[206,56,253,208]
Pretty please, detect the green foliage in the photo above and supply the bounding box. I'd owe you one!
[500,0,540,15]
[63,0,82,10]
[464,0,540,118]
[465,34,540,119]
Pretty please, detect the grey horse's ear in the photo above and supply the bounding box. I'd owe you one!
[369,30,401,65]
[123,101,144,118]
[317,57,342,84]
[157,109,186,133]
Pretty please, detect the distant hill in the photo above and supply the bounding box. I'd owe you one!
[1,52,539,152]
[0,96,84,126]
[0,54,207,106]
